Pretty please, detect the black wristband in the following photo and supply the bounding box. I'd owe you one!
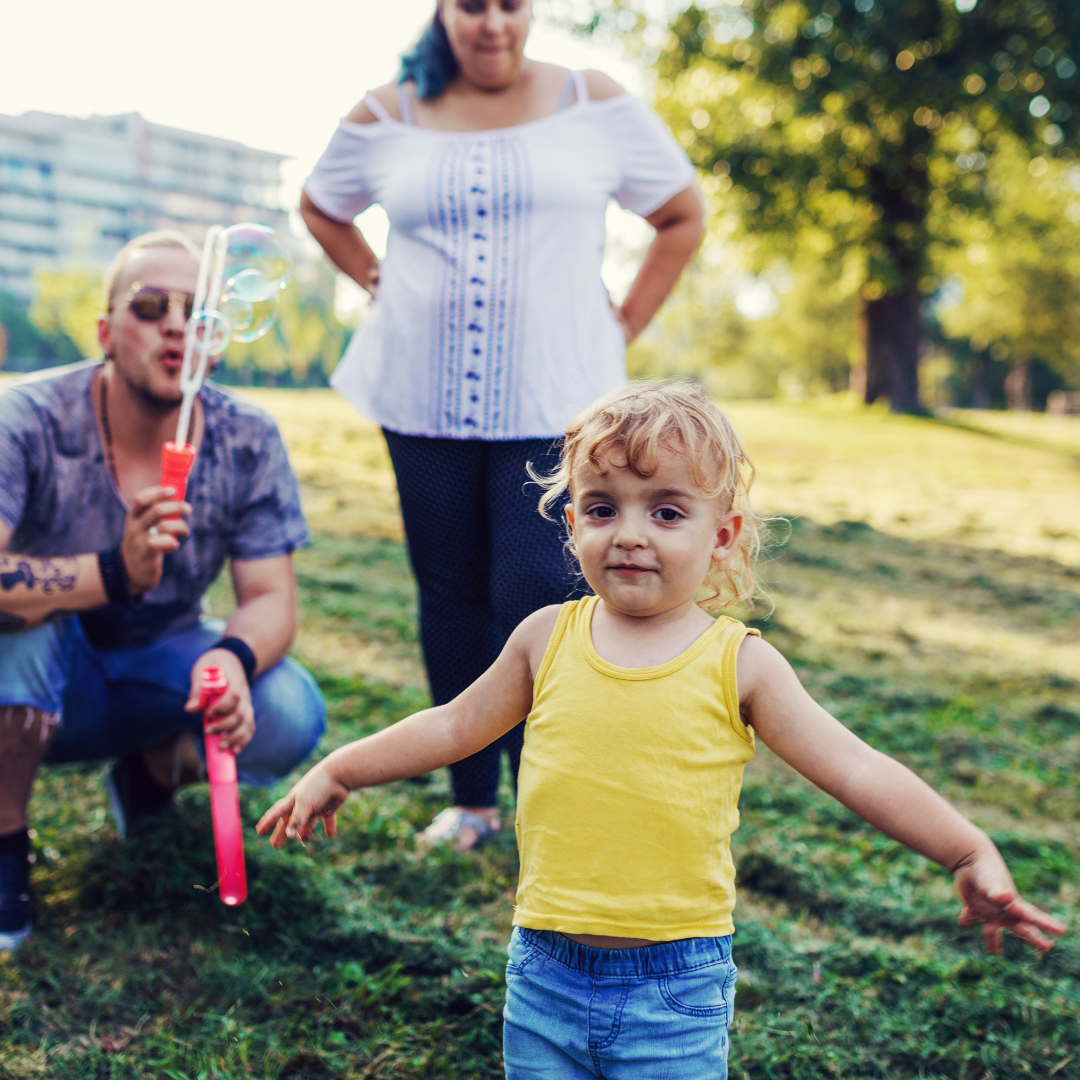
[212,636,257,685]
[97,547,142,609]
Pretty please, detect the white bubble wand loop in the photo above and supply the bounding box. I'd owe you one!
[159,221,290,513]
[175,226,225,448]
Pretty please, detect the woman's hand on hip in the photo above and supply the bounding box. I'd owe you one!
[608,296,635,344]
[300,190,382,298]
[363,264,380,300]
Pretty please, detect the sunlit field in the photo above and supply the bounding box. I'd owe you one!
[3,385,1080,1079]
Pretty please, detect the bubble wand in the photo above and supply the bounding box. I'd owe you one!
[200,665,248,907]
[160,222,291,507]
[160,227,227,508]
[175,227,226,446]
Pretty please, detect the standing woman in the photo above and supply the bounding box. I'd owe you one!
[303,0,703,850]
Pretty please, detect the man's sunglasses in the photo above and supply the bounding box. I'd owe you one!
[113,282,195,322]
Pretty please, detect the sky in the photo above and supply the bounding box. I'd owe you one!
[1,1,656,312]
[0,1,643,169]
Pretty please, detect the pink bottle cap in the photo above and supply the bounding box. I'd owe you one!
[161,441,196,471]
[201,665,228,694]
[200,666,229,715]
[160,442,196,519]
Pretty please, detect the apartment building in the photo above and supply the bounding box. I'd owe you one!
[0,110,289,300]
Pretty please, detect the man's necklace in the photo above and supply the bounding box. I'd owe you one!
[99,370,119,487]
[99,370,198,490]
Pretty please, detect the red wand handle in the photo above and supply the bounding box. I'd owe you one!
[160,442,195,522]
[200,666,248,907]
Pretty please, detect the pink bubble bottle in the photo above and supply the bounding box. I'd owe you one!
[200,666,248,907]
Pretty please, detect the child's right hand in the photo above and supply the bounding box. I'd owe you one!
[256,762,350,848]
[954,852,1067,954]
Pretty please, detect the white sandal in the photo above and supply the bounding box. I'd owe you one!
[417,807,498,849]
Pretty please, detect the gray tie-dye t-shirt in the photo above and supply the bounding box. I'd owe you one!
[0,360,310,649]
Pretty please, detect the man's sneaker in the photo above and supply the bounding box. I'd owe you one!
[105,753,174,841]
[0,833,32,951]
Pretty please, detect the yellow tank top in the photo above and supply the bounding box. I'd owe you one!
[514,596,759,941]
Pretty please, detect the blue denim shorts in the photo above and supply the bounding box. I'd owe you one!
[0,616,326,786]
[503,927,736,1079]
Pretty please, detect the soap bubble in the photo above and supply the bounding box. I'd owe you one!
[225,267,273,303]
[181,224,289,354]
[219,294,254,333]
[221,224,291,298]
[220,275,279,343]
[186,309,231,354]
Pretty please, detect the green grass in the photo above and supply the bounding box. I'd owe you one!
[3,395,1080,1078]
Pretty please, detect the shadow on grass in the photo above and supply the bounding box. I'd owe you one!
[75,795,463,978]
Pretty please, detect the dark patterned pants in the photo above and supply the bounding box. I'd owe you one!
[383,430,583,807]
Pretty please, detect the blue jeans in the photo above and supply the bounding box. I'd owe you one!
[1,617,326,786]
[503,928,736,1079]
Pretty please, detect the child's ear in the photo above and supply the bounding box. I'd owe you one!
[565,507,577,537]
[712,509,743,562]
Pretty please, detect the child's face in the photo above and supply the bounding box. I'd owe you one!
[566,442,743,618]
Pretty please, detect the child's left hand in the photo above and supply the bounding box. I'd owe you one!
[256,761,350,848]
[954,852,1067,954]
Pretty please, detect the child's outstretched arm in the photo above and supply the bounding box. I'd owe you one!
[256,607,559,848]
[737,636,1067,954]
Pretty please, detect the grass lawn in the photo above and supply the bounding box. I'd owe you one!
[3,388,1080,1079]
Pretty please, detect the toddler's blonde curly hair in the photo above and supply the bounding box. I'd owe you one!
[534,381,770,610]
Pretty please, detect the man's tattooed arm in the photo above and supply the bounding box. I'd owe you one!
[0,556,78,595]
[0,552,106,631]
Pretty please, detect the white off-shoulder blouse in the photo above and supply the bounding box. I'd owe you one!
[306,71,695,440]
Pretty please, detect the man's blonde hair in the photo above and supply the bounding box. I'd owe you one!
[536,381,771,610]
[103,229,201,310]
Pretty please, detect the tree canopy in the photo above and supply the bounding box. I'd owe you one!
[0,291,82,373]
[597,0,1080,409]
[30,268,103,359]
[933,138,1080,400]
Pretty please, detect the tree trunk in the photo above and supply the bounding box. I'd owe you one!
[972,353,991,409]
[1004,359,1031,411]
[862,286,923,412]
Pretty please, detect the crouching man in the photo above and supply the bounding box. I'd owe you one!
[0,230,326,948]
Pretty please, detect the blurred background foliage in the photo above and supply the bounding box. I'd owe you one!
[578,0,1080,411]
[219,256,350,388]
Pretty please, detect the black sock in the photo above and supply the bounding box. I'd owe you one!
[0,829,29,860]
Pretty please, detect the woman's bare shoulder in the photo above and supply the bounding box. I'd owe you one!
[583,69,625,100]
[345,83,401,125]
[526,59,570,80]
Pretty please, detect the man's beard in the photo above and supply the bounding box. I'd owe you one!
[114,363,183,414]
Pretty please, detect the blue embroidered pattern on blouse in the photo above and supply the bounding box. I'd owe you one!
[427,136,531,437]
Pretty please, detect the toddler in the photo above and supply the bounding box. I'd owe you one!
[258,382,1065,1079]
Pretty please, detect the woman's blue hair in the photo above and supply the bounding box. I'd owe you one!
[399,12,459,100]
